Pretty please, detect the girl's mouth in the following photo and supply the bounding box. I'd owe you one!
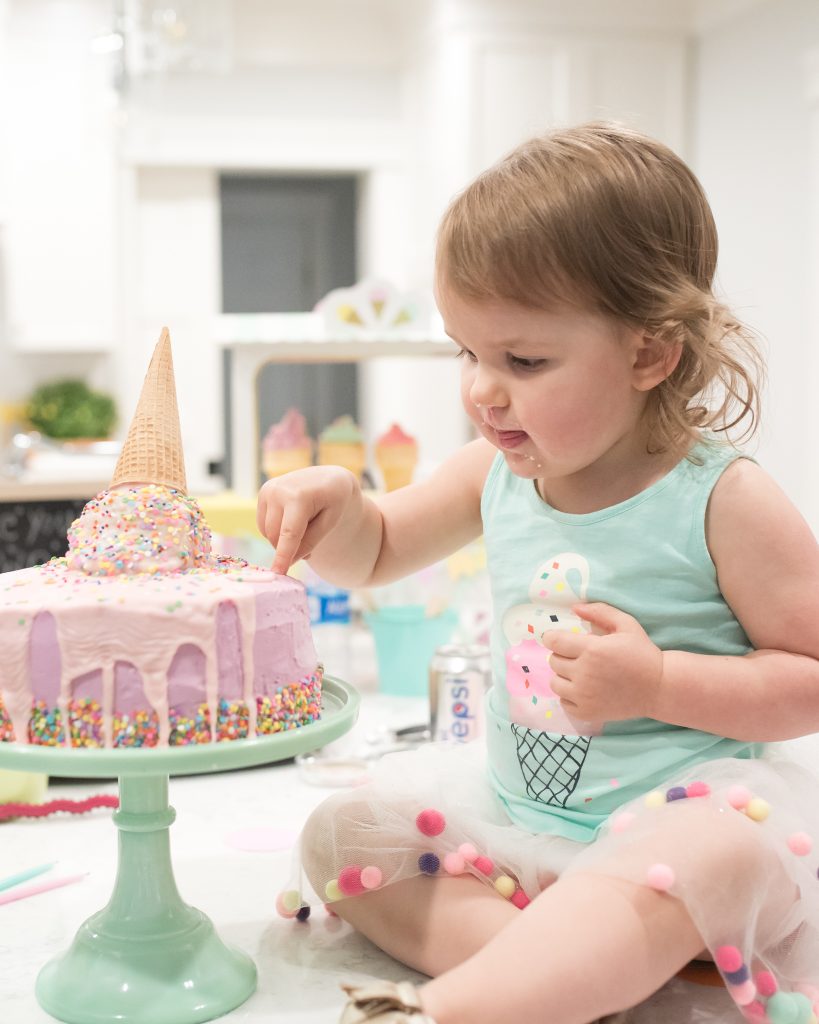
[494,429,529,449]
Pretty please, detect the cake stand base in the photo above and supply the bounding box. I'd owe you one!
[0,677,360,1024]
[36,910,255,1024]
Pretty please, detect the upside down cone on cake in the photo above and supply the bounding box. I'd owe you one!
[0,329,322,750]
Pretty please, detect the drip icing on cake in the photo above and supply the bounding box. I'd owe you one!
[0,485,320,748]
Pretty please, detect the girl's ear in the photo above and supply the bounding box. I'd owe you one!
[631,334,682,392]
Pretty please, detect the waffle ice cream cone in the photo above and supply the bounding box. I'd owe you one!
[376,423,418,491]
[111,328,187,491]
[317,416,366,480]
[262,408,314,479]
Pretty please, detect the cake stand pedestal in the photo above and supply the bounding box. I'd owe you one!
[0,676,359,1024]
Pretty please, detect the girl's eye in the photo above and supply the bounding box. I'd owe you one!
[454,347,477,363]
[509,356,547,372]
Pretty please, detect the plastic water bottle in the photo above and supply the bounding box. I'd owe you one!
[305,571,352,681]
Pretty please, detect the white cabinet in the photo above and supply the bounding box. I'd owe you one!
[1,0,116,351]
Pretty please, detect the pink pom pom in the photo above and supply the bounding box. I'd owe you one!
[686,781,711,798]
[511,889,531,909]
[645,863,675,892]
[727,785,752,810]
[727,979,756,1006]
[754,971,778,997]
[275,892,298,919]
[743,999,768,1021]
[715,945,744,973]
[474,855,494,875]
[611,811,636,834]
[443,852,466,875]
[458,843,478,863]
[337,865,365,897]
[787,832,813,856]
[360,866,383,890]
[416,808,446,837]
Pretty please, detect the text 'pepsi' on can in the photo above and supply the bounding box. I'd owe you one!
[429,643,491,743]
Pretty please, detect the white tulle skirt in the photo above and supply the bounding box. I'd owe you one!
[285,740,819,1022]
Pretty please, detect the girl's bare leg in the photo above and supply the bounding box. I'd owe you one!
[418,871,703,1024]
[332,874,519,976]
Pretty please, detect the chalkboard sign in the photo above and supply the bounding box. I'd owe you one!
[0,500,87,571]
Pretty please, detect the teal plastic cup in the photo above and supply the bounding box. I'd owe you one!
[365,605,458,697]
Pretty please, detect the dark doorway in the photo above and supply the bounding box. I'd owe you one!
[219,174,359,485]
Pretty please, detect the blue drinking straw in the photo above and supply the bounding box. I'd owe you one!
[0,861,56,894]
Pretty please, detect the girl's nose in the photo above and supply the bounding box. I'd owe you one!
[469,366,507,409]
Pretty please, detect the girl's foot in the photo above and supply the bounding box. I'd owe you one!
[339,981,438,1023]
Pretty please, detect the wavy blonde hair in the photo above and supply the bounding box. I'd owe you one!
[436,122,764,457]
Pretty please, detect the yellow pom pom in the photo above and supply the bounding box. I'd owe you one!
[644,790,665,809]
[494,875,516,899]
[281,889,301,913]
[746,797,771,822]
[325,879,342,902]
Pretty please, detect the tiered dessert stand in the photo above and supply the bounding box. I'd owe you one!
[0,676,359,1024]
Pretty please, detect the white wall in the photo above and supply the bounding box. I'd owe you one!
[2,0,818,526]
[692,0,819,530]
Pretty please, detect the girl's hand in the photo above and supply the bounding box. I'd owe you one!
[256,466,360,575]
[547,603,663,722]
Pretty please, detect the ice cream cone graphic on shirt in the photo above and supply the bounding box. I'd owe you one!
[503,552,601,807]
[111,327,187,491]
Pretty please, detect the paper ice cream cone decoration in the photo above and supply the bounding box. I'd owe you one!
[375,423,418,491]
[262,408,314,479]
[111,327,188,492]
[317,416,366,480]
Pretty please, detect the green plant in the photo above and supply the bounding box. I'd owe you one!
[26,379,117,440]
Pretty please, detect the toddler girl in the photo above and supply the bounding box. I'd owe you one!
[257,122,819,1024]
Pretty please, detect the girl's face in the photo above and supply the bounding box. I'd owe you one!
[436,284,655,496]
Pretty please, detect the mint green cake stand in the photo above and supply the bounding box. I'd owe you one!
[0,676,359,1024]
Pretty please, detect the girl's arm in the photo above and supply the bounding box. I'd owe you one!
[652,458,819,741]
[257,438,495,587]
[548,459,819,742]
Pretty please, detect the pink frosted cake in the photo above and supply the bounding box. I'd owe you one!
[0,328,322,749]
[0,485,321,748]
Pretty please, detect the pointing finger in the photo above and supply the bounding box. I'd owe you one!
[271,503,309,574]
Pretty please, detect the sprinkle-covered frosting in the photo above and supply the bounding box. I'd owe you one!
[66,485,212,576]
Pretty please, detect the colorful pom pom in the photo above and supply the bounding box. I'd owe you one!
[611,811,636,834]
[727,785,752,810]
[361,866,383,890]
[416,808,446,837]
[494,875,516,898]
[746,798,771,822]
[474,855,494,876]
[788,832,813,857]
[296,905,311,922]
[443,852,466,875]
[666,786,687,802]
[419,852,440,875]
[727,979,757,1006]
[645,863,675,892]
[458,842,478,863]
[715,946,744,973]
[766,991,801,1024]
[686,781,711,798]
[756,971,779,998]
[325,879,342,902]
[275,892,298,919]
[337,866,365,897]
[510,889,530,909]
[644,790,665,809]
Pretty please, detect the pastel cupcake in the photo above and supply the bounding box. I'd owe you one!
[375,423,418,491]
[317,415,366,480]
[262,408,313,479]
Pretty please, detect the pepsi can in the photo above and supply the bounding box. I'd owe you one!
[429,644,491,743]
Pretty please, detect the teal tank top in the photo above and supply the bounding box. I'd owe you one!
[481,439,761,842]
